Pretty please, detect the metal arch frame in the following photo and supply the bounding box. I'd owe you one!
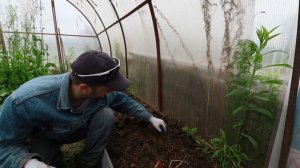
[66,0,163,112]
[2,31,98,38]
[86,0,112,56]
[279,4,300,167]
[147,1,163,112]
[97,0,150,36]
[109,0,129,78]
[66,0,102,51]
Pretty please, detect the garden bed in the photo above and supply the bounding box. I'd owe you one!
[62,92,215,168]
[107,113,214,168]
[106,92,214,168]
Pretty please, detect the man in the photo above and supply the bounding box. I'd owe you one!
[0,50,166,168]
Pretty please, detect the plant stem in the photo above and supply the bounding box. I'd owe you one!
[237,50,259,144]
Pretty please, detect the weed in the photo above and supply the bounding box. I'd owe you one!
[199,129,249,168]
[181,126,198,137]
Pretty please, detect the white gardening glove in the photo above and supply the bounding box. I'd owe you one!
[149,116,167,133]
[24,159,56,168]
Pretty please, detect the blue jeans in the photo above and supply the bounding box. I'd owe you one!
[28,107,115,168]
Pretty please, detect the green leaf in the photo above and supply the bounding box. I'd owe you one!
[45,63,56,68]
[232,105,245,115]
[220,129,226,139]
[253,95,270,102]
[262,63,293,69]
[269,26,279,34]
[262,50,288,56]
[233,122,243,129]
[262,26,268,39]
[241,133,258,149]
[255,53,263,64]
[249,107,273,118]
[268,33,280,41]
[261,41,268,49]
[256,29,263,45]
[260,79,283,85]
[255,90,270,95]
[225,88,239,97]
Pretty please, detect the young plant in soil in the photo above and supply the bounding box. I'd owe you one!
[0,6,55,103]
[199,26,292,167]
[181,126,198,137]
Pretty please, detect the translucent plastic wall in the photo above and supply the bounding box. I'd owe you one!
[1,0,299,167]
[67,0,255,137]
[0,0,256,138]
[254,0,300,167]
[0,0,99,64]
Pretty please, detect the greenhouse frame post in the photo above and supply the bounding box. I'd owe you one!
[2,31,97,38]
[148,1,163,112]
[51,0,64,72]
[279,5,300,167]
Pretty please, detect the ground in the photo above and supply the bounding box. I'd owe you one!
[107,113,214,168]
[61,92,215,168]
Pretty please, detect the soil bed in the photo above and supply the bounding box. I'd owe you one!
[61,92,215,168]
[106,92,214,168]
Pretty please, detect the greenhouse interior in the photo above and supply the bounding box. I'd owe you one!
[0,0,299,168]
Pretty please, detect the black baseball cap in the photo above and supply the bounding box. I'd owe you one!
[71,50,130,91]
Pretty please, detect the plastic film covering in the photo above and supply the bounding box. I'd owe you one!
[153,0,254,136]
[0,0,55,33]
[111,0,148,19]
[67,0,105,35]
[107,26,127,76]
[60,36,99,60]
[98,33,111,55]
[43,35,59,63]
[121,5,158,109]
[87,0,118,29]
[55,0,96,36]
[1,0,299,166]
[68,0,256,136]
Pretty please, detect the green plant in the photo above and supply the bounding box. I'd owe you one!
[227,26,292,148]
[181,126,198,136]
[0,6,55,103]
[199,129,249,168]
[201,26,292,167]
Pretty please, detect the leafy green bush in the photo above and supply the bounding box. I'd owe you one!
[200,26,292,167]
[199,130,249,168]
[0,6,55,103]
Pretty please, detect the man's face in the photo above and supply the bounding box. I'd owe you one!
[75,84,113,99]
[87,85,113,99]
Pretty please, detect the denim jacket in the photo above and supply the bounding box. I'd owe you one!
[0,73,152,168]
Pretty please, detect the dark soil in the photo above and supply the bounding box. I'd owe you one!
[62,92,215,168]
[107,114,214,168]
[106,92,214,168]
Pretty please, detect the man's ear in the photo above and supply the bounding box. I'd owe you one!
[79,84,89,94]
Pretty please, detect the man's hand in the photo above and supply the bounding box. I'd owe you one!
[24,159,56,168]
[149,116,166,133]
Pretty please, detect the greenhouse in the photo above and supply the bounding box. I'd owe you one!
[0,0,299,167]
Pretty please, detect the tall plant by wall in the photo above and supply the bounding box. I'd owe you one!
[0,6,55,103]
[200,26,292,167]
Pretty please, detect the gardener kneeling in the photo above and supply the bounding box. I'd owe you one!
[0,50,166,168]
